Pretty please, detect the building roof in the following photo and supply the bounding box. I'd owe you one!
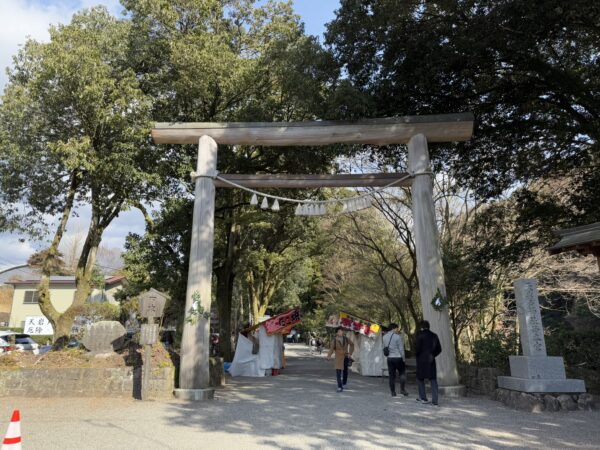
[548,222,600,257]
[0,265,41,285]
[105,275,127,286]
[0,264,29,276]
[8,275,127,287]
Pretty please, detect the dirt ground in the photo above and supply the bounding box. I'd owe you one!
[0,343,175,370]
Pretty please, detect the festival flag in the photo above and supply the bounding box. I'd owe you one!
[262,307,302,335]
[326,311,381,337]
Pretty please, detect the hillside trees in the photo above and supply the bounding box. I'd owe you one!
[0,8,163,345]
[322,1,600,363]
[240,208,323,321]
[329,201,420,339]
[326,0,600,219]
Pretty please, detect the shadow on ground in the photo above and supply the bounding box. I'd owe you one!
[163,344,599,449]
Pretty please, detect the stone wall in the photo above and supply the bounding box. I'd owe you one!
[493,388,597,412]
[0,367,175,399]
[458,364,504,396]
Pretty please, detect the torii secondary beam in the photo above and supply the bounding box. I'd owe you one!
[152,113,474,146]
[213,173,412,189]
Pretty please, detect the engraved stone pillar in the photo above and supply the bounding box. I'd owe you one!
[498,279,585,393]
[515,279,547,357]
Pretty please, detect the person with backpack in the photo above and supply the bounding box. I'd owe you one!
[383,323,408,397]
[326,326,354,392]
[415,320,442,406]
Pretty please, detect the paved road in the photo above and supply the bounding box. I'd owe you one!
[1,344,598,449]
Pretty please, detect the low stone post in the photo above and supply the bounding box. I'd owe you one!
[139,289,167,401]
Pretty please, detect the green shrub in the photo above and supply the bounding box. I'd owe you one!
[546,329,600,371]
[71,302,120,322]
[545,329,600,394]
[472,331,517,370]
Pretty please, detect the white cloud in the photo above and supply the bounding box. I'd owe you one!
[0,204,146,270]
[0,0,122,91]
[0,235,38,270]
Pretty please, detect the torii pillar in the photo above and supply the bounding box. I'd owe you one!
[408,134,464,395]
[174,135,218,400]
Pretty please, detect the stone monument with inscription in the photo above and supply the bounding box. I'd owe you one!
[138,288,168,400]
[497,279,585,393]
[81,321,126,355]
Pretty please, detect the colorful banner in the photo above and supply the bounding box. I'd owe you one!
[262,308,302,335]
[326,312,381,337]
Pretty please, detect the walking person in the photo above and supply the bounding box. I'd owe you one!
[327,327,354,392]
[383,323,408,397]
[415,320,442,406]
[315,335,323,354]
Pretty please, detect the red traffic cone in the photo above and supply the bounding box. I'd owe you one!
[1,410,21,450]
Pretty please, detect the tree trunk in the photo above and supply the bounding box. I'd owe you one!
[450,304,460,360]
[405,286,421,326]
[251,289,260,324]
[38,171,79,344]
[258,303,268,319]
[53,211,104,347]
[215,220,238,360]
[216,267,235,360]
[53,311,77,345]
[249,280,268,323]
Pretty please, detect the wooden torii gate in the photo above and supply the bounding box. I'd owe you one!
[151,113,474,400]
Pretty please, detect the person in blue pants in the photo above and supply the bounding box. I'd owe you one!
[327,327,354,392]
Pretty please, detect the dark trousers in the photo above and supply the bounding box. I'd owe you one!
[417,378,439,404]
[335,357,350,388]
[387,357,406,394]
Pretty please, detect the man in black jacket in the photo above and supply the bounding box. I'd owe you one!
[415,320,442,406]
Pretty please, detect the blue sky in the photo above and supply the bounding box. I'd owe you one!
[0,0,341,269]
[291,1,340,37]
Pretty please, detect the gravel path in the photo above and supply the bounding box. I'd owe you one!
[1,344,598,449]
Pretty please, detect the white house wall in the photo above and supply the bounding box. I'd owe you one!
[9,283,124,329]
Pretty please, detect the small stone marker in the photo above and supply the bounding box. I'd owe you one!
[81,321,126,354]
[139,289,167,320]
[497,279,585,393]
[138,288,168,401]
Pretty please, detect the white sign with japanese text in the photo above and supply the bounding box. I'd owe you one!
[24,316,54,335]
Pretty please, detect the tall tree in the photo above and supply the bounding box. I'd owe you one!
[239,207,321,321]
[326,0,600,215]
[120,0,341,359]
[330,202,421,339]
[0,8,161,344]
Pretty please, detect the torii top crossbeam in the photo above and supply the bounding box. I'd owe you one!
[152,113,474,146]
